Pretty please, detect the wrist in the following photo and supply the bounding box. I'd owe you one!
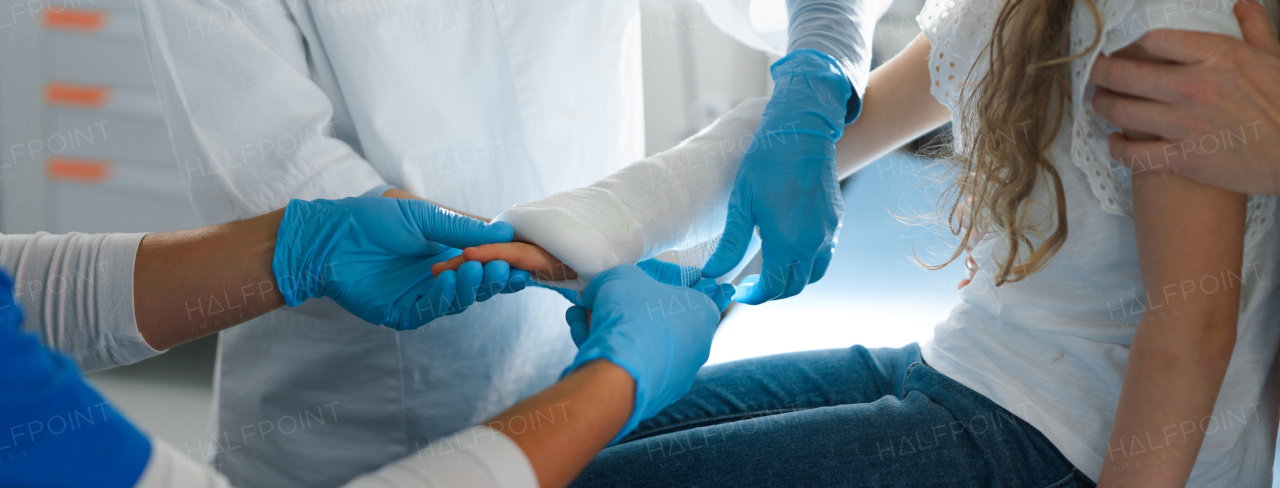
[770,49,855,128]
[362,184,395,198]
[254,209,284,291]
[563,350,648,442]
[271,199,343,307]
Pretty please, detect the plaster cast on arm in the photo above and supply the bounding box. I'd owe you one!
[494,98,767,290]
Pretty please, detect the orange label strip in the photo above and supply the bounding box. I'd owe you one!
[47,156,112,184]
[44,82,111,109]
[42,8,107,32]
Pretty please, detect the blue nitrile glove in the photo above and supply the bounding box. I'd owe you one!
[703,49,853,304]
[273,197,530,331]
[561,258,706,346]
[529,258,697,309]
[562,264,734,441]
[0,270,151,488]
[637,258,703,288]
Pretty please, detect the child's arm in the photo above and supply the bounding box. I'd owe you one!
[835,33,951,178]
[1096,43,1246,487]
[433,35,949,282]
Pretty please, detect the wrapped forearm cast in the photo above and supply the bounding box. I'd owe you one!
[495,97,767,290]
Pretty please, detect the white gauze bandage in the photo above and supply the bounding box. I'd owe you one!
[495,97,767,291]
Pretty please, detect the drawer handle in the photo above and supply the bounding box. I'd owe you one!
[47,156,112,184]
[44,82,111,109]
[42,8,108,33]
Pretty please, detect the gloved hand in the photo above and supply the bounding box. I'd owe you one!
[703,49,852,304]
[273,197,530,331]
[560,258,715,345]
[562,264,734,441]
[0,270,152,488]
[636,258,702,288]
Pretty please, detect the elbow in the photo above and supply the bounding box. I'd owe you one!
[1139,298,1239,376]
[1183,303,1239,374]
[1202,305,1238,363]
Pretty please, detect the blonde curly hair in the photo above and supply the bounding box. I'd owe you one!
[929,0,1104,285]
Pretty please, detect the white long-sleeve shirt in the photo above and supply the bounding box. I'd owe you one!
[138,426,536,488]
[0,232,537,488]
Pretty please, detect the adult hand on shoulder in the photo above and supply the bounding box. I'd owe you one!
[1091,0,1280,194]
[272,197,530,331]
[562,264,734,441]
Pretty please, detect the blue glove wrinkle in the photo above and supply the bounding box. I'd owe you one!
[273,199,349,307]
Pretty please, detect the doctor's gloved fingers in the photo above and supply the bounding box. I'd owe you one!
[534,282,586,307]
[394,271,456,330]
[505,269,530,294]
[778,259,811,300]
[565,306,592,348]
[400,199,513,249]
[808,241,835,284]
[637,259,698,287]
[692,278,735,312]
[475,260,511,303]
[446,261,484,314]
[703,205,755,279]
[733,253,797,305]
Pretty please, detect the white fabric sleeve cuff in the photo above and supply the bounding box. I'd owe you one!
[1106,0,1244,54]
[136,426,536,488]
[342,425,537,488]
[135,439,234,488]
[0,232,160,373]
[785,0,892,103]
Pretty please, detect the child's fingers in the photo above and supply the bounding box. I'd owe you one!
[463,243,578,281]
[431,255,468,277]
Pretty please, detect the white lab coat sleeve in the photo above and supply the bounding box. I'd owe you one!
[0,232,159,373]
[134,440,236,488]
[342,426,538,488]
[137,0,388,223]
[134,426,537,488]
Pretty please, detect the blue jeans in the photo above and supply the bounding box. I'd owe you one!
[571,344,1094,487]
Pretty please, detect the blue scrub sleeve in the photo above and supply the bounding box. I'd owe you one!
[0,269,152,488]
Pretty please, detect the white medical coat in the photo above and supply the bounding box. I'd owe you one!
[135,0,884,485]
[138,1,643,486]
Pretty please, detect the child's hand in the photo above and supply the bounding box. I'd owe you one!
[431,242,579,282]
